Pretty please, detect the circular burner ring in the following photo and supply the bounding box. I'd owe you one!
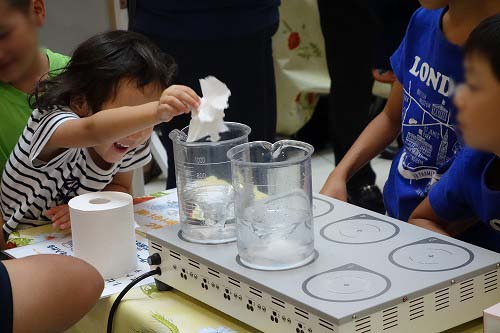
[178,230,236,245]
[320,214,400,244]
[235,250,319,271]
[313,197,334,218]
[389,238,474,272]
[302,264,391,302]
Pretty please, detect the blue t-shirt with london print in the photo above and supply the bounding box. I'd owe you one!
[386,7,464,221]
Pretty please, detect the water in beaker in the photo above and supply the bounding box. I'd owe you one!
[170,122,251,244]
[227,140,315,270]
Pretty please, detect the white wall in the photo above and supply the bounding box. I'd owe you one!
[39,0,128,56]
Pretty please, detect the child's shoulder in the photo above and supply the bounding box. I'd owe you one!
[408,7,444,31]
[44,49,70,73]
[455,147,495,176]
[29,106,79,126]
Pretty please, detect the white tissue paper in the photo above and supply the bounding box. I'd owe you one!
[187,76,231,142]
[69,192,137,279]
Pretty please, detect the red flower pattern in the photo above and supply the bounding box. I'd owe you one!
[288,32,301,50]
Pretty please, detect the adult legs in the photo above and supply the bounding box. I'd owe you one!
[318,0,385,213]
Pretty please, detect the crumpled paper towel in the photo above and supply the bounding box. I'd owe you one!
[187,76,231,142]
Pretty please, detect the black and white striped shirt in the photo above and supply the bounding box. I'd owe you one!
[1,107,151,235]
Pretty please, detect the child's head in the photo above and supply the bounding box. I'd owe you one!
[418,0,448,10]
[31,30,176,164]
[32,30,176,113]
[454,14,500,154]
[0,0,45,84]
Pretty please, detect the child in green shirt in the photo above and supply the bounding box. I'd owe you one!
[0,0,69,175]
[0,2,103,333]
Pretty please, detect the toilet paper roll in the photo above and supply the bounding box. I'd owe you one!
[69,192,137,279]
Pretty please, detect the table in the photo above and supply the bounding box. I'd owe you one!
[4,189,485,333]
[4,190,255,333]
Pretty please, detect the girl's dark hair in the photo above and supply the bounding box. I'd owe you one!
[6,0,30,12]
[464,14,500,80]
[30,30,176,112]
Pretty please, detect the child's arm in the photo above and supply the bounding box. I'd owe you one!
[408,198,451,236]
[320,80,404,200]
[409,197,478,237]
[49,171,134,230]
[42,85,199,153]
[103,171,133,194]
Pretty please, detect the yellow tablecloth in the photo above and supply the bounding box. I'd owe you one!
[69,284,257,333]
[5,190,256,333]
[5,190,483,333]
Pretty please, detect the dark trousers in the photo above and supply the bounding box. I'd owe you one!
[317,0,378,189]
[137,26,278,189]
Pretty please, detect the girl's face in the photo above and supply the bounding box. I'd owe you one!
[454,54,500,153]
[0,0,45,83]
[91,80,161,166]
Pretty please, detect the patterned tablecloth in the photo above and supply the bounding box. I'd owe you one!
[5,188,484,333]
[6,190,256,333]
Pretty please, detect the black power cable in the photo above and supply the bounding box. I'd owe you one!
[107,266,161,333]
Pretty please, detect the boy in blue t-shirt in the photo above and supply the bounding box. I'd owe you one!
[409,15,500,253]
[321,1,500,221]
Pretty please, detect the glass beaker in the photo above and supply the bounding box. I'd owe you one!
[170,122,251,244]
[227,140,315,270]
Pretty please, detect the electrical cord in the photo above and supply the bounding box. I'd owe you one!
[107,266,161,333]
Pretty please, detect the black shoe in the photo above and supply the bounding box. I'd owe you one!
[348,185,386,214]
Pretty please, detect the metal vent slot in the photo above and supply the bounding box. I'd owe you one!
[434,288,450,311]
[271,296,286,309]
[460,279,474,302]
[169,250,181,260]
[409,297,425,321]
[355,316,371,333]
[150,242,163,252]
[227,276,241,288]
[318,318,335,332]
[207,268,220,279]
[382,306,398,330]
[484,270,498,293]
[188,259,200,269]
[249,286,262,298]
[294,307,309,320]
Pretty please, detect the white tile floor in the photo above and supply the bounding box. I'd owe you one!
[144,149,393,195]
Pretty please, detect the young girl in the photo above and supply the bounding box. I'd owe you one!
[0,0,69,176]
[0,30,200,236]
[321,0,500,221]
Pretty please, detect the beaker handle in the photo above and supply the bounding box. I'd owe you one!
[169,129,188,142]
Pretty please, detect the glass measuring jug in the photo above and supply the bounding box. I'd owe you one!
[169,122,251,244]
[227,140,315,270]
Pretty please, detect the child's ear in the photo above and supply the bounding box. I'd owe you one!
[70,95,92,117]
[31,0,46,27]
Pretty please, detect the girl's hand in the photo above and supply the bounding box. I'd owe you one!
[157,85,201,122]
[320,173,348,202]
[46,205,72,230]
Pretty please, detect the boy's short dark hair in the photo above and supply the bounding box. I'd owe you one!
[30,30,177,113]
[6,0,30,12]
[464,14,500,80]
